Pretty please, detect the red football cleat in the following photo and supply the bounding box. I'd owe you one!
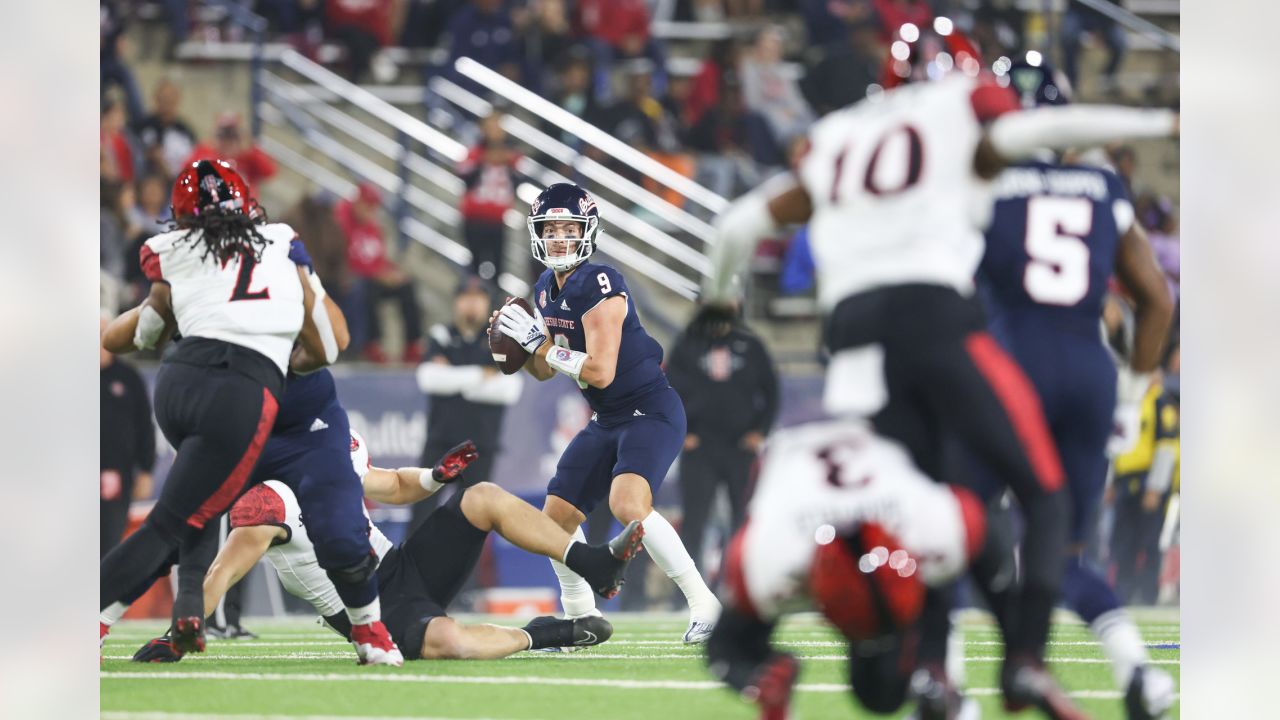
[352,621,405,666]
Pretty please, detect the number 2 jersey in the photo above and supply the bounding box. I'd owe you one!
[140,222,305,374]
[795,74,1019,309]
[533,261,669,423]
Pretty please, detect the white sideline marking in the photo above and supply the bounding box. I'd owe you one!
[100,671,1177,701]
[105,641,350,649]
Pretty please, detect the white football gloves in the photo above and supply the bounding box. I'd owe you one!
[1107,367,1152,457]
[497,302,548,355]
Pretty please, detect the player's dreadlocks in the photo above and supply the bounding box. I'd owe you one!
[172,204,271,266]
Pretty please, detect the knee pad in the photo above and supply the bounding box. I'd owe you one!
[327,551,379,586]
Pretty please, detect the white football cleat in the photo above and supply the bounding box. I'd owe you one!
[352,621,404,666]
[1126,665,1176,720]
[683,619,716,645]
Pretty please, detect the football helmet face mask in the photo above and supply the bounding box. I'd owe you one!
[809,522,925,643]
[171,159,254,220]
[528,183,601,273]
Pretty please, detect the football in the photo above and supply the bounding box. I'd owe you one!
[489,297,534,375]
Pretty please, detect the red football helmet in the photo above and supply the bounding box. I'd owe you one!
[809,523,925,642]
[171,159,253,219]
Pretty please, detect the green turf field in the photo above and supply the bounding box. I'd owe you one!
[101,609,1179,719]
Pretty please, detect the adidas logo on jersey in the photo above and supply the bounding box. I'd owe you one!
[561,299,571,311]
[309,418,329,432]
[633,409,646,417]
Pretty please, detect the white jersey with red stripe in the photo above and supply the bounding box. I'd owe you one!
[141,222,305,373]
[731,421,980,621]
[228,434,391,618]
[797,74,1006,308]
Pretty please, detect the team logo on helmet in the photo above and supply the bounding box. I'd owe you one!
[531,198,543,215]
[538,289,547,308]
[578,194,597,214]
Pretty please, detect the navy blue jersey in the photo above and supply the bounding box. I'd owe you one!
[533,262,668,421]
[274,369,341,434]
[979,160,1133,338]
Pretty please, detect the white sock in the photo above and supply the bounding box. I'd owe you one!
[946,614,966,687]
[346,598,381,626]
[551,527,597,618]
[1091,608,1150,688]
[641,510,721,622]
[100,601,128,627]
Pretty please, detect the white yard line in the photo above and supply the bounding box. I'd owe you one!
[101,713,515,720]
[101,670,1178,702]
[104,653,1179,665]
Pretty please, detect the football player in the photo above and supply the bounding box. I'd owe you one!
[706,420,987,720]
[976,58,1175,719]
[493,183,721,643]
[119,431,642,662]
[100,160,342,656]
[702,55,1178,716]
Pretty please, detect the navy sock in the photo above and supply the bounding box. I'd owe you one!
[1060,556,1120,624]
[331,574,379,609]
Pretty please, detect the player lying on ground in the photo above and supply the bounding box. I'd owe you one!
[120,433,644,661]
[493,183,720,644]
[975,58,1176,720]
[706,420,987,720]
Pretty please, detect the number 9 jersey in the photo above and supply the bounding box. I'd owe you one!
[140,223,306,374]
[796,74,1018,309]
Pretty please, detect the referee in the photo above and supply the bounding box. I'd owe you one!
[667,302,779,573]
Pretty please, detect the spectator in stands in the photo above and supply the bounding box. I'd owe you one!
[1109,144,1138,197]
[100,179,133,301]
[576,0,669,103]
[134,78,197,179]
[185,112,278,187]
[446,0,521,91]
[739,26,814,152]
[516,0,576,92]
[802,19,883,116]
[325,0,403,83]
[686,39,741,128]
[100,312,155,555]
[548,49,601,143]
[970,3,1027,63]
[1139,193,1180,299]
[282,189,354,306]
[123,175,172,309]
[1060,0,1127,95]
[335,182,425,363]
[101,1,145,123]
[661,73,698,142]
[801,0,875,48]
[459,110,523,282]
[101,98,137,184]
[598,62,683,157]
[688,75,777,195]
[667,300,779,575]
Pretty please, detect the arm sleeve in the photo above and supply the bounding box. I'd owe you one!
[133,370,156,472]
[987,106,1177,161]
[288,237,315,271]
[460,372,524,405]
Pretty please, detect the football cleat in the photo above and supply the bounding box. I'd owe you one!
[907,664,978,720]
[1001,657,1089,720]
[171,616,206,655]
[132,634,185,663]
[207,623,258,640]
[597,520,645,599]
[524,614,614,653]
[683,619,717,645]
[741,653,799,720]
[1125,665,1176,720]
[352,621,405,666]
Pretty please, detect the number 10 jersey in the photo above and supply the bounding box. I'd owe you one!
[140,222,305,374]
[796,74,1010,309]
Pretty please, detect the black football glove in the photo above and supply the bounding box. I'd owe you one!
[132,633,184,663]
[432,440,479,483]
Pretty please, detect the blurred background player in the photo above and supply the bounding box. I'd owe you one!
[706,420,987,720]
[100,311,155,556]
[977,57,1176,719]
[494,183,721,643]
[100,159,337,655]
[667,298,778,577]
[702,45,1178,715]
[413,275,522,530]
[127,433,642,662]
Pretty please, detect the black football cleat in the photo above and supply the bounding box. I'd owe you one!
[1001,656,1090,720]
[171,616,206,655]
[523,614,614,653]
[596,520,645,599]
[569,614,614,648]
[1124,665,1176,720]
[132,634,185,663]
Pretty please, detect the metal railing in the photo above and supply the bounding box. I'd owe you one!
[1071,0,1180,53]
